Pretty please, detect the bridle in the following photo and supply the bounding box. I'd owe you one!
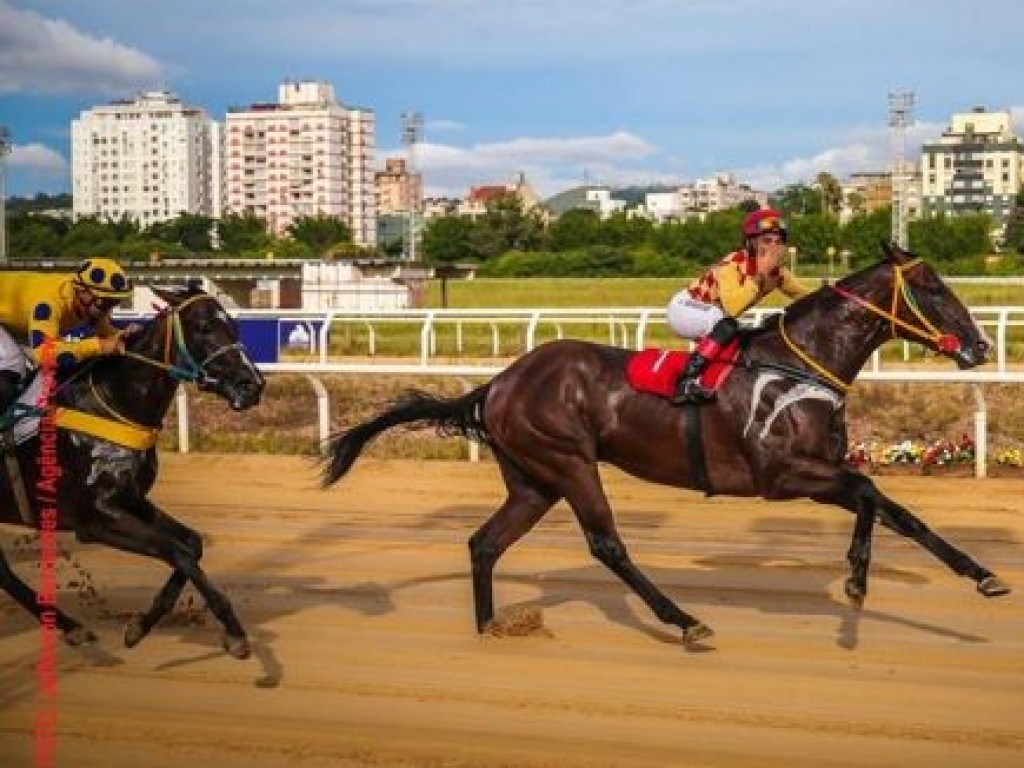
[78,294,252,430]
[778,258,961,394]
[121,293,249,387]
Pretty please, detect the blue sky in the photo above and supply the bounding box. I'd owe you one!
[2,0,1023,199]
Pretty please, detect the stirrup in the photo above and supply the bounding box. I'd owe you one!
[671,378,715,405]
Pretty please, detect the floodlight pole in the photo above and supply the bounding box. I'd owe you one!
[888,91,915,249]
[401,111,423,262]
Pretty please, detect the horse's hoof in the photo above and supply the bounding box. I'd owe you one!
[844,578,866,607]
[124,614,147,648]
[978,575,1011,597]
[64,626,98,647]
[223,633,251,660]
[682,623,714,644]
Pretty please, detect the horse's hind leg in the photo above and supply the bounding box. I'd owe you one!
[561,461,712,644]
[469,453,558,633]
[124,503,202,648]
[0,547,95,645]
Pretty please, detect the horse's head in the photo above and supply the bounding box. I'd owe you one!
[862,242,990,369]
[150,284,265,410]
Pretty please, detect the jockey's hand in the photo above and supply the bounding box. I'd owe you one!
[98,334,127,355]
[755,239,785,277]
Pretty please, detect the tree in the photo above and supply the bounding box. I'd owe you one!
[7,213,67,259]
[815,172,843,217]
[469,193,545,260]
[548,209,601,251]
[287,214,352,253]
[845,191,866,217]
[1004,208,1024,255]
[217,213,271,255]
[421,215,477,264]
[771,183,823,217]
[146,213,215,253]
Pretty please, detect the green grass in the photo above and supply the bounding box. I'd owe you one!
[423,277,1024,309]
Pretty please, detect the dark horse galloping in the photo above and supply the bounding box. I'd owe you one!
[323,245,1010,644]
[0,284,264,657]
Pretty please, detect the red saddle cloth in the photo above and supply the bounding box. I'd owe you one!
[625,339,741,398]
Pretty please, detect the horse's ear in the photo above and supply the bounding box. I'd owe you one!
[151,285,186,306]
[185,278,205,295]
[880,240,912,264]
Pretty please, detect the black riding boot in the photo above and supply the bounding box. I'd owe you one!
[0,371,22,423]
[671,317,739,405]
[0,371,23,453]
[671,353,713,404]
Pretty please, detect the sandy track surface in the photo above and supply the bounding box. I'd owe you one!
[2,455,1023,768]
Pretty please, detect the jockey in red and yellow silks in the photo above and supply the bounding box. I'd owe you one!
[666,209,811,403]
[0,257,135,417]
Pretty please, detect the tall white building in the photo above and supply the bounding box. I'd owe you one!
[920,107,1024,228]
[223,80,377,246]
[71,91,216,225]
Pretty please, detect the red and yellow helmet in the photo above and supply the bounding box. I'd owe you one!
[742,208,788,240]
[73,257,133,298]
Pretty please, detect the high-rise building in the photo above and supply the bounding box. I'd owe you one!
[71,91,217,225]
[223,80,377,246]
[920,107,1024,228]
[376,157,422,215]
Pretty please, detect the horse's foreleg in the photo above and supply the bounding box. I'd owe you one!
[772,463,881,606]
[124,504,202,648]
[872,488,1011,597]
[565,464,712,644]
[0,547,96,645]
[470,455,558,633]
[78,503,250,659]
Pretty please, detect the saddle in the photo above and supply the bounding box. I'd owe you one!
[626,339,742,399]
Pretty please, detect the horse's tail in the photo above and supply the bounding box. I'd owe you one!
[321,385,491,488]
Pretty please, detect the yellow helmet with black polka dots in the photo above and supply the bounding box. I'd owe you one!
[73,257,133,298]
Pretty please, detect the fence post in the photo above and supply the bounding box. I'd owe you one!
[972,384,987,478]
[176,387,189,454]
[305,375,331,454]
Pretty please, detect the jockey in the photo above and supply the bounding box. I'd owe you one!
[666,208,811,403]
[0,257,136,417]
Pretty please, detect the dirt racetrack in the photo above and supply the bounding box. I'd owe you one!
[2,455,1023,768]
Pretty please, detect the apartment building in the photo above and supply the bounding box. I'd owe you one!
[71,90,216,224]
[838,171,922,224]
[920,107,1024,228]
[224,80,377,245]
[376,157,422,215]
[679,172,769,213]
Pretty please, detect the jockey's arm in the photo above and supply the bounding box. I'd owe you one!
[27,299,104,369]
[716,261,762,317]
[778,268,812,300]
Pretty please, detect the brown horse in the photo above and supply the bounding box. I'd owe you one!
[322,244,1010,644]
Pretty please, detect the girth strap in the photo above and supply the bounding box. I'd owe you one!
[684,403,714,496]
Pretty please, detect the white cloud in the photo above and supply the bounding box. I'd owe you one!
[8,143,68,176]
[385,132,658,197]
[0,2,164,95]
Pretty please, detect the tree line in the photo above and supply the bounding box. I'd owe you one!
[6,186,1024,276]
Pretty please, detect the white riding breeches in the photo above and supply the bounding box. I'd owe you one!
[666,290,726,340]
[0,326,27,378]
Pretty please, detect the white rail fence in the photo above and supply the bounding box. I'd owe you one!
[155,306,1024,477]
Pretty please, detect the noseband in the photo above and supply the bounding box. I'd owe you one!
[779,258,961,394]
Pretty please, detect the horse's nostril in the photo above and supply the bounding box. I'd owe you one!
[976,339,991,354]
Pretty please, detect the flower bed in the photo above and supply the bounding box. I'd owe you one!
[847,435,981,477]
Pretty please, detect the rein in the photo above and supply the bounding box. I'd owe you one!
[777,258,960,394]
[80,294,243,432]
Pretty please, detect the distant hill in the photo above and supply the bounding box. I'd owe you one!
[610,185,678,207]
